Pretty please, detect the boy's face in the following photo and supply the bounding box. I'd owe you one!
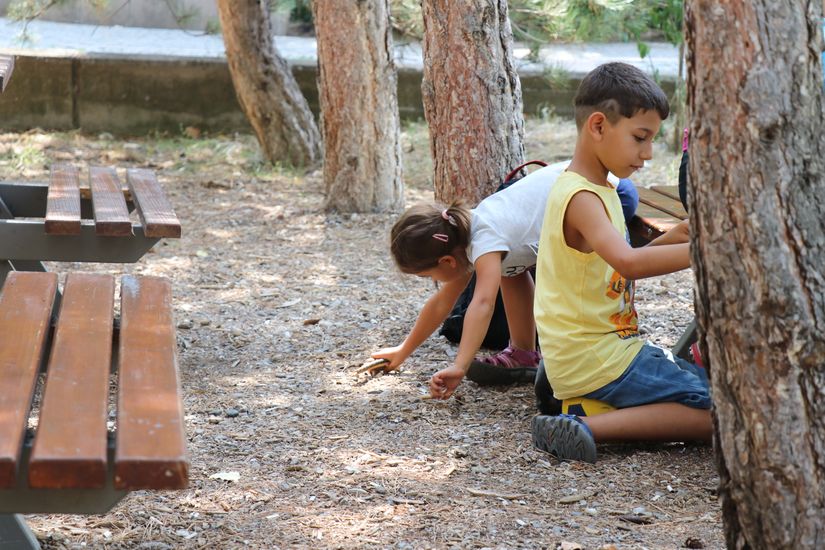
[597,109,662,179]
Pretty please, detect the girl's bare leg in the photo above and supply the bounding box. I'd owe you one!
[499,271,536,351]
[582,402,712,443]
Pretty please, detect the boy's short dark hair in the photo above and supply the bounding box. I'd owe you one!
[574,62,669,128]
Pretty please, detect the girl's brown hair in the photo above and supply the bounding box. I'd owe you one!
[390,200,472,274]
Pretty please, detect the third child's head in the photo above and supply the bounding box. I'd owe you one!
[390,202,471,284]
[574,62,669,179]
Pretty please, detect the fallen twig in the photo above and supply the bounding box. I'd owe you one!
[467,488,524,500]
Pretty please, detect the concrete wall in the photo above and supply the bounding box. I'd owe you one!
[0,54,672,136]
[0,0,291,34]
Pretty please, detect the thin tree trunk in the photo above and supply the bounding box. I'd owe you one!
[312,0,404,213]
[421,0,524,205]
[217,0,321,167]
[686,2,825,548]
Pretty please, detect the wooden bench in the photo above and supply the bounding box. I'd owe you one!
[628,185,697,359]
[628,185,688,245]
[0,272,187,550]
[0,164,181,285]
[0,55,13,93]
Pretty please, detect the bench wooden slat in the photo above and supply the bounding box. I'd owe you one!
[649,184,682,203]
[126,169,181,238]
[0,272,58,488]
[29,274,115,489]
[89,167,133,237]
[0,55,13,93]
[46,164,82,235]
[637,187,688,221]
[115,275,187,489]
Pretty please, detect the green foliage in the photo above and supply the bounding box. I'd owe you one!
[542,63,571,90]
[390,0,424,40]
[10,143,47,171]
[7,0,108,21]
[279,0,312,25]
[387,0,684,48]
[204,18,221,35]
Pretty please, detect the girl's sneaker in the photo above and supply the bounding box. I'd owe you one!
[531,414,597,463]
[466,345,540,385]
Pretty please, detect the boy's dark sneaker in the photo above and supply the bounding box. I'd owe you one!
[466,346,540,385]
[531,414,597,463]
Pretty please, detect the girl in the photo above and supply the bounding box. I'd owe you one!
[372,161,639,399]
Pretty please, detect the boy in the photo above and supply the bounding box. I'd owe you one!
[531,62,712,463]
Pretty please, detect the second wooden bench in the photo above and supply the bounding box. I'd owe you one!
[0,272,188,549]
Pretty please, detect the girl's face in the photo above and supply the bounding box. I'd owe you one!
[415,255,466,284]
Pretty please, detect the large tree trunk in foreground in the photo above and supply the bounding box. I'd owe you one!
[421,0,524,205]
[217,0,321,167]
[312,0,404,213]
[686,2,825,548]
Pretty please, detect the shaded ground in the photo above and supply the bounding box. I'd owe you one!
[0,118,723,549]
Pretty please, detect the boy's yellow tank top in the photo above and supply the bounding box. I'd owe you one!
[534,170,643,400]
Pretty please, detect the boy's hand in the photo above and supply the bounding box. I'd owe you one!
[371,345,407,371]
[672,219,690,242]
[648,219,689,246]
[429,365,466,399]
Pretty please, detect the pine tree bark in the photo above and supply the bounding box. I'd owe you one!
[217,0,321,167]
[421,0,525,205]
[312,0,404,213]
[685,2,825,548]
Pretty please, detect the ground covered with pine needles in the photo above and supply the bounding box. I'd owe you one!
[1,117,723,549]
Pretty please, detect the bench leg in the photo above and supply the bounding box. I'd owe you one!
[0,515,40,550]
[0,261,11,287]
[673,318,698,361]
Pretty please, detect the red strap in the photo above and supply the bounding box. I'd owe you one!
[504,160,548,183]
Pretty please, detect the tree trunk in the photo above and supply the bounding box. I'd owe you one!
[217,0,321,167]
[685,2,825,548]
[312,0,404,213]
[421,0,524,205]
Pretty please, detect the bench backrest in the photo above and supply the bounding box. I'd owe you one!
[0,272,187,490]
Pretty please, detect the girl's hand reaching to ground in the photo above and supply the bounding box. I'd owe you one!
[429,365,466,399]
[371,345,408,372]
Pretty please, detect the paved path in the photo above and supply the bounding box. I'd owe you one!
[0,17,681,79]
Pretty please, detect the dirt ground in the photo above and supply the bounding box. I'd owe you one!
[1,118,723,549]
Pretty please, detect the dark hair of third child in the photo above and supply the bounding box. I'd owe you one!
[574,62,670,129]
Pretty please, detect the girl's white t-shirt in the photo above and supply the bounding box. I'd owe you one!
[467,161,620,277]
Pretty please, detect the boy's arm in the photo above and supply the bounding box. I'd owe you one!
[567,191,690,279]
[372,271,472,368]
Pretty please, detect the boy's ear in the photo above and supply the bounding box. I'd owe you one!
[586,111,607,142]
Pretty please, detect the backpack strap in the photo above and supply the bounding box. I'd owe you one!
[504,160,548,183]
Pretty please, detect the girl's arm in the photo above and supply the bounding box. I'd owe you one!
[372,271,472,369]
[452,252,502,372]
[429,252,502,399]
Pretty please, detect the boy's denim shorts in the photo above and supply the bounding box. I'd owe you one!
[584,343,711,410]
